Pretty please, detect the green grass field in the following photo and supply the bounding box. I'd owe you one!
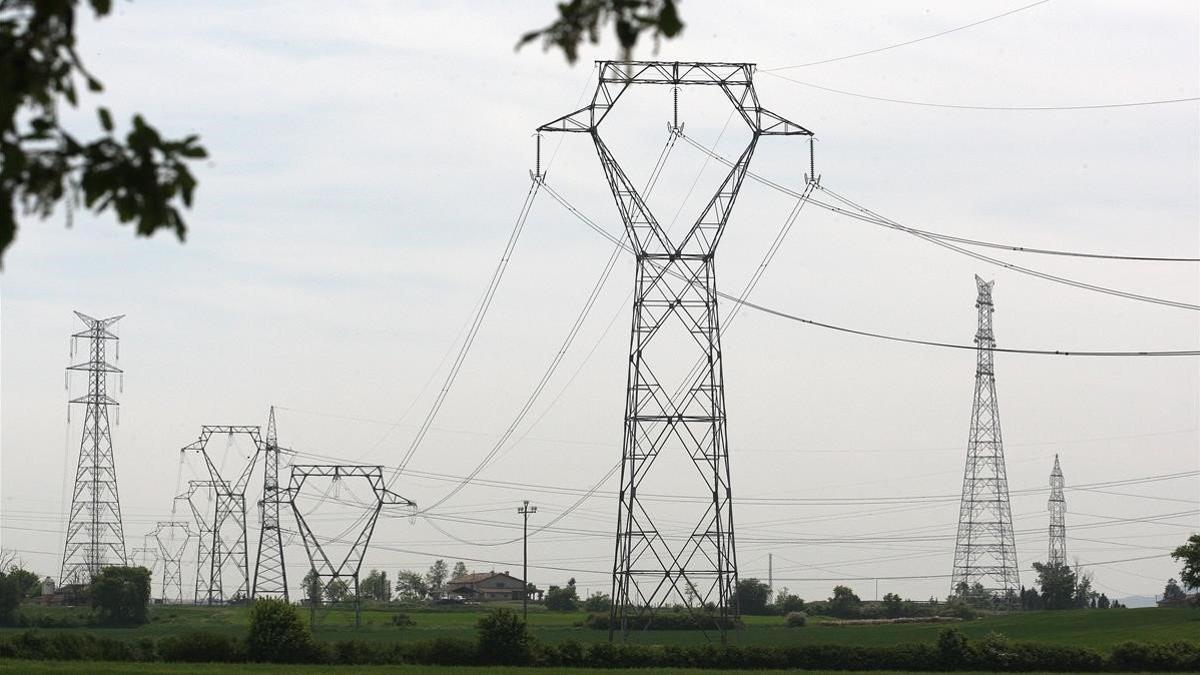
[3,602,1197,651]
[0,663,921,675]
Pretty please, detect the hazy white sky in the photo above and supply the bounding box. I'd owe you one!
[2,0,1198,603]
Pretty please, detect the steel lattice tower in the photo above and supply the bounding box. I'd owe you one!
[149,521,193,604]
[181,426,262,604]
[951,276,1020,605]
[253,407,288,599]
[60,311,128,585]
[538,61,812,638]
[1048,454,1067,566]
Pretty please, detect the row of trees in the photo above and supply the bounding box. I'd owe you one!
[303,560,478,604]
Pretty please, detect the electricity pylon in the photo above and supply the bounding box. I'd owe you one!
[951,276,1020,606]
[149,521,193,604]
[60,311,128,585]
[253,407,288,599]
[1048,454,1067,566]
[181,426,263,604]
[286,464,415,627]
[538,61,812,639]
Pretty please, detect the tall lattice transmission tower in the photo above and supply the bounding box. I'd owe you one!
[60,311,128,585]
[1047,454,1067,566]
[951,276,1020,605]
[538,61,812,638]
[253,406,288,599]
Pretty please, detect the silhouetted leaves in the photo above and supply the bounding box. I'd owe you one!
[0,0,206,266]
[518,0,685,63]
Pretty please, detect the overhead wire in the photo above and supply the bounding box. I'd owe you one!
[418,129,681,515]
[764,0,1053,71]
[760,70,1200,111]
[543,174,1199,355]
[679,132,1200,310]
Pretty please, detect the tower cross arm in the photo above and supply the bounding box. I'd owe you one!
[538,105,595,133]
[754,108,813,136]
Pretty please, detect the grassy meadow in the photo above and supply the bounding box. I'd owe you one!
[2,602,1196,651]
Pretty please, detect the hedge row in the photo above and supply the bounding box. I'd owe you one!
[0,629,1198,671]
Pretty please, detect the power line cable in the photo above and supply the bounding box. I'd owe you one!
[418,131,680,515]
[765,0,1052,71]
[760,70,1200,110]
[679,133,1200,310]
[542,175,1200,355]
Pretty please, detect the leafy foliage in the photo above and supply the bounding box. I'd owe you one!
[302,568,322,606]
[1172,534,1200,591]
[395,570,429,601]
[476,607,532,665]
[323,578,350,603]
[245,597,321,663]
[89,566,150,625]
[1162,578,1188,606]
[1032,562,1077,610]
[0,571,21,624]
[583,591,610,613]
[827,585,863,618]
[425,560,449,597]
[518,0,684,63]
[452,561,469,580]
[0,0,207,265]
[773,587,806,614]
[359,569,391,602]
[736,577,772,615]
[785,611,807,627]
[544,582,579,611]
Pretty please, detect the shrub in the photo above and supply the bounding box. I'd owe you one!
[245,597,322,663]
[584,610,741,631]
[1111,640,1200,672]
[158,631,242,663]
[583,591,611,613]
[785,611,807,627]
[391,611,415,627]
[476,607,532,665]
[544,584,579,611]
[407,636,477,666]
[90,566,151,625]
[937,627,970,667]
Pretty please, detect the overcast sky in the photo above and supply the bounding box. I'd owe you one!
[2,0,1198,604]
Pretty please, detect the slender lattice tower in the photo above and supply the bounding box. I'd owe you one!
[538,61,812,638]
[60,311,128,584]
[951,276,1020,605]
[149,521,192,604]
[1048,454,1067,566]
[253,406,288,598]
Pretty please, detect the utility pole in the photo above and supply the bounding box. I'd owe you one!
[61,311,127,585]
[538,60,811,642]
[951,276,1020,607]
[518,500,537,622]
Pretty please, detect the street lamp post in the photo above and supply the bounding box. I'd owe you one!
[517,500,537,621]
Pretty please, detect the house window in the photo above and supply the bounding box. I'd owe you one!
[496,582,505,588]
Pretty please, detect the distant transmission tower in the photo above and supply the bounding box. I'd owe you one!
[253,407,288,599]
[60,311,128,585]
[149,521,193,604]
[538,61,812,638]
[951,276,1020,606]
[1048,454,1067,566]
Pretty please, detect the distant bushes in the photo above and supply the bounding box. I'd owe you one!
[785,611,807,627]
[1,624,1198,671]
[583,610,741,631]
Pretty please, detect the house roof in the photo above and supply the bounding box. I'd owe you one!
[448,570,523,585]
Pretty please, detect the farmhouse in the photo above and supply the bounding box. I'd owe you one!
[446,570,525,601]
